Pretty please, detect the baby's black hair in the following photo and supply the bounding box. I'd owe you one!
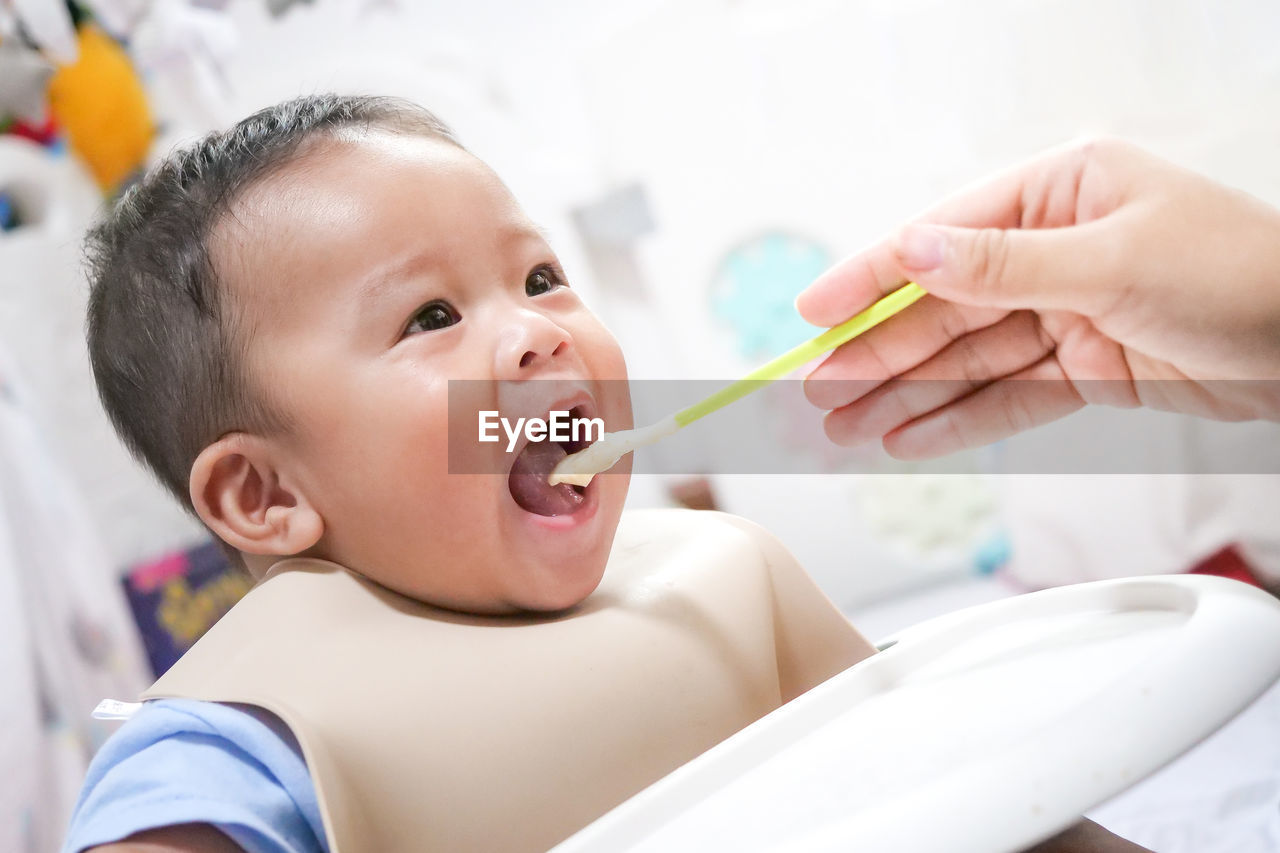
[85,94,459,516]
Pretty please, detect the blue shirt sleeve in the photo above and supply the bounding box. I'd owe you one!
[62,698,329,853]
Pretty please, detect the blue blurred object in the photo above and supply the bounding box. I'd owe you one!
[0,191,15,231]
[712,232,831,360]
[973,529,1012,575]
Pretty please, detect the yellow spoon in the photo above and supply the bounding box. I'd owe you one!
[549,282,927,486]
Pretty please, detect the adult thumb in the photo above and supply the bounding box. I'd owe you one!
[893,222,1116,315]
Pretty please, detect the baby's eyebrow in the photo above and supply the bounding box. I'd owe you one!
[356,250,440,305]
[509,222,552,249]
[356,224,551,304]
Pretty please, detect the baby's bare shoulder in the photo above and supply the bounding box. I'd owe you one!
[615,507,775,546]
[603,509,872,699]
[600,509,799,596]
[611,508,776,566]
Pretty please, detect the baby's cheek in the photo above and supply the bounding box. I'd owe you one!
[573,312,626,375]
[599,334,629,380]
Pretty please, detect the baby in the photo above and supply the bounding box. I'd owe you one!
[63,94,875,853]
[64,95,1144,853]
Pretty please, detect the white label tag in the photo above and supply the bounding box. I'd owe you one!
[92,699,143,721]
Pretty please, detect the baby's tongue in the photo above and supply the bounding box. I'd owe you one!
[509,441,585,517]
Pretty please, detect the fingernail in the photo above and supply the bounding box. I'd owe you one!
[803,372,836,409]
[897,225,946,272]
[793,290,811,317]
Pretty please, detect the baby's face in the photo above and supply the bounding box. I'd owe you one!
[218,132,631,613]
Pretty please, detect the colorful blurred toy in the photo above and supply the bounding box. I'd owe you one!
[712,232,831,360]
[2,113,63,150]
[46,22,154,193]
[121,540,251,677]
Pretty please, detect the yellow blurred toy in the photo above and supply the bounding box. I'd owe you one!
[46,23,153,193]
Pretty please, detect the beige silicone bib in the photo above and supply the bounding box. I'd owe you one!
[143,509,873,852]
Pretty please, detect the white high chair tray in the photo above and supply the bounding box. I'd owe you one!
[554,575,1280,853]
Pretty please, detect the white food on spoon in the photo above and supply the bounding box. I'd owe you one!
[547,416,681,487]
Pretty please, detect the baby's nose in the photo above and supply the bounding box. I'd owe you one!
[495,310,572,378]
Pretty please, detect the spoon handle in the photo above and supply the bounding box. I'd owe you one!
[673,282,927,427]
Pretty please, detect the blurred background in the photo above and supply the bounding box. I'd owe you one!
[3,0,1280,851]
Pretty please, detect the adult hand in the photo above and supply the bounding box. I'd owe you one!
[797,138,1280,458]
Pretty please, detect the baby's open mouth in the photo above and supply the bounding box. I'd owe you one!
[507,405,594,517]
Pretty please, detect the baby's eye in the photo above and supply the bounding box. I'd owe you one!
[405,300,460,335]
[525,265,566,297]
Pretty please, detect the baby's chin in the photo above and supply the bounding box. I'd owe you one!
[364,533,616,618]
[503,550,612,615]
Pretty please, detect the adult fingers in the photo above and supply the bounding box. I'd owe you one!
[882,357,1085,459]
[795,208,1114,329]
[914,138,1099,230]
[820,311,1056,446]
[804,295,1008,410]
[893,217,1123,316]
[797,140,1112,327]
[794,239,912,328]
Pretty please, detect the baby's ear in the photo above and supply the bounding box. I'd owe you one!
[190,433,323,557]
